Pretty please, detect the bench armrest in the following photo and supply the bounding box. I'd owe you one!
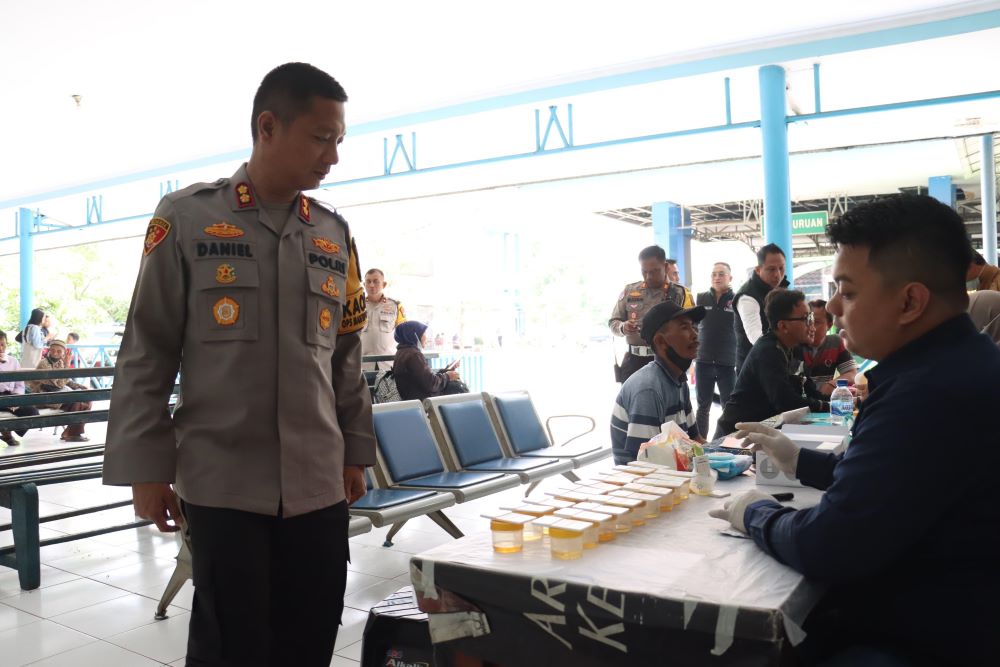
[545,414,596,449]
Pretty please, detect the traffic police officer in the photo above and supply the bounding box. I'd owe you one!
[610,245,694,383]
[103,63,374,667]
[360,268,406,370]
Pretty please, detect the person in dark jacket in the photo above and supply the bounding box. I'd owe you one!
[733,244,786,371]
[694,262,736,438]
[715,289,828,438]
[710,195,1000,666]
[392,321,462,401]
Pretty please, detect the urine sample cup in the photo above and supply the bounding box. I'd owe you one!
[610,490,661,519]
[575,480,620,494]
[548,519,591,560]
[548,489,593,503]
[483,512,533,553]
[502,504,552,541]
[642,476,689,502]
[574,501,631,533]
[621,483,675,512]
[586,494,645,526]
[612,465,649,476]
[554,508,612,546]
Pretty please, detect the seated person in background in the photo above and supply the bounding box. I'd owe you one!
[611,301,704,465]
[802,299,857,396]
[0,330,40,447]
[969,289,1000,345]
[392,321,463,401]
[65,332,80,368]
[27,339,92,443]
[709,195,1000,665]
[715,289,828,438]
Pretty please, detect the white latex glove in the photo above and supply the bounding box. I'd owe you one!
[735,421,801,476]
[708,489,777,533]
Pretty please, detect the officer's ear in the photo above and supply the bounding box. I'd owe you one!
[256,111,278,142]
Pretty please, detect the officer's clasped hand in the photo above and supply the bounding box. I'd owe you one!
[708,489,776,534]
[735,421,801,476]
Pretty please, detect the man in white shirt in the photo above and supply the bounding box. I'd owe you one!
[360,268,406,370]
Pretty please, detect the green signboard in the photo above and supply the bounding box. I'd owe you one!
[790,211,829,236]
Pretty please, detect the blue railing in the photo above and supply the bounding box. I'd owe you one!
[67,345,119,388]
[428,352,485,393]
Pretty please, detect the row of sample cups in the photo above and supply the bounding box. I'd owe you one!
[485,460,694,559]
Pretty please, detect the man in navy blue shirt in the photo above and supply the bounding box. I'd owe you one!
[710,195,1000,665]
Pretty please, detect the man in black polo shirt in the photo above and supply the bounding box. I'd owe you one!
[733,243,786,371]
[710,195,1000,665]
[694,262,736,438]
[714,289,827,438]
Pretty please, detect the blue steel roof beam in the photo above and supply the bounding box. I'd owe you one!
[4,7,1000,209]
[787,88,1000,123]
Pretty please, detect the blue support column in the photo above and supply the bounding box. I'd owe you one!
[928,175,956,208]
[651,202,692,285]
[758,66,793,286]
[18,208,35,330]
[981,135,997,264]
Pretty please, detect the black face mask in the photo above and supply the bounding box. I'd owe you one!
[665,345,693,373]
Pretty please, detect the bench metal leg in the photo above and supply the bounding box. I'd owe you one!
[562,470,580,483]
[427,510,463,540]
[383,519,407,547]
[12,484,40,590]
[155,535,192,620]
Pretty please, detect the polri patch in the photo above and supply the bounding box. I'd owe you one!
[311,237,341,255]
[321,276,340,298]
[213,297,240,326]
[204,222,244,238]
[215,264,236,284]
[319,307,332,331]
[143,218,171,256]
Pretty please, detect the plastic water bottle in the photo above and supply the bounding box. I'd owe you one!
[830,380,854,426]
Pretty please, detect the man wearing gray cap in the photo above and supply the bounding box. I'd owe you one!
[610,301,705,464]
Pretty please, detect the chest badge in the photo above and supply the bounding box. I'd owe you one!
[213,297,240,326]
[628,291,643,298]
[321,275,340,297]
[204,222,244,238]
[234,183,255,209]
[215,264,236,284]
[143,217,171,256]
[319,307,332,331]
[311,237,341,255]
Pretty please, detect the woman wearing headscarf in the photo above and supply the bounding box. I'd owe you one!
[969,290,1000,346]
[17,308,46,370]
[392,321,463,401]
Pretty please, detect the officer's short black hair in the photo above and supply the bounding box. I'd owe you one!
[808,299,833,326]
[765,289,805,325]
[365,268,385,279]
[251,63,348,143]
[666,258,678,266]
[973,250,986,266]
[826,194,973,300]
[638,246,666,262]
[756,243,786,267]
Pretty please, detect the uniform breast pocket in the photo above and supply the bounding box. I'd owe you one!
[306,268,345,348]
[378,311,395,333]
[193,259,260,342]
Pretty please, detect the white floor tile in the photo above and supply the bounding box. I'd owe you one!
[0,619,94,666]
[334,639,363,661]
[0,526,68,550]
[0,565,81,599]
[45,547,154,577]
[42,506,140,535]
[330,655,359,667]
[0,602,42,632]
[344,570,384,596]
[106,612,190,664]
[138,580,193,611]
[343,579,407,613]
[38,536,124,563]
[2,578,130,618]
[334,607,370,651]
[24,640,162,666]
[346,545,412,579]
[169,660,186,667]
[50,594,180,639]
[86,558,179,594]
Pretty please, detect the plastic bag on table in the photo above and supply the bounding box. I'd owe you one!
[637,421,699,471]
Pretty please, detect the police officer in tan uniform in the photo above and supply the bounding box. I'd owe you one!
[103,63,374,667]
[610,245,694,383]
[360,268,406,370]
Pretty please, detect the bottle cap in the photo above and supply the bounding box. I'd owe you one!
[836,379,849,386]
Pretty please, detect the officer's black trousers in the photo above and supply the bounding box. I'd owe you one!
[618,352,653,383]
[183,500,349,667]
